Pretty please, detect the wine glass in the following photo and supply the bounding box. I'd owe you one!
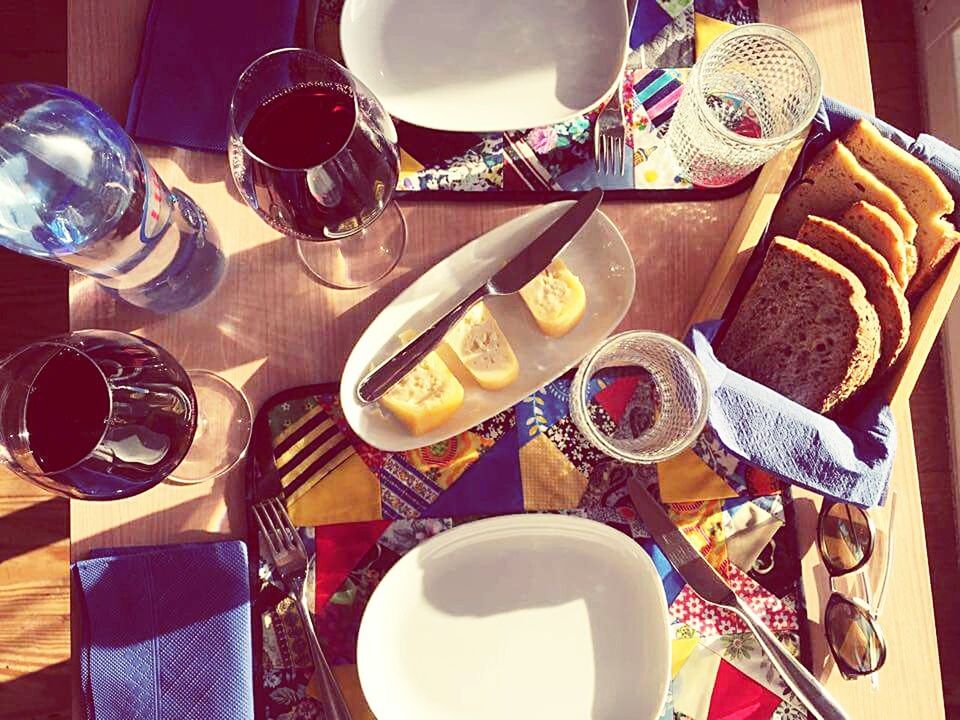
[229,48,406,290]
[0,330,252,500]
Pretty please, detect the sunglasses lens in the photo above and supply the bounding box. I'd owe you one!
[819,502,872,572]
[825,598,884,674]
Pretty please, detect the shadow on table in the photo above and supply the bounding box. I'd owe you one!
[0,495,67,566]
[0,660,71,720]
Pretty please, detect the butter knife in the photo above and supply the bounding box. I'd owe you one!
[627,475,850,720]
[356,188,603,403]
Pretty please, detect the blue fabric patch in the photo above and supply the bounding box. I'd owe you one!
[640,537,685,605]
[424,424,524,517]
[631,1,674,47]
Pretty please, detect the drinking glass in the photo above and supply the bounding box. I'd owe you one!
[229,48,405,289]
[569,331,709,464]
[665,24,822,187]
[0,331,252,500]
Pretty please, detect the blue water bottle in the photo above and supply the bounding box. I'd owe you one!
[0,83,225,313]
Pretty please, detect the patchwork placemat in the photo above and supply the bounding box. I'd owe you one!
[247,372,807,720]
[312,0,759,196]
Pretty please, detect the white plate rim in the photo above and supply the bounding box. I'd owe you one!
[339,0,629,133]
[356,513,672,720]
[339,202,636,452]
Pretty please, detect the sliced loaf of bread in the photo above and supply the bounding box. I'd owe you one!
[797,216,910,373]
[842,119,959,297]
[717,236,881,413]
[839,201,916,289]
[770,140,918,245]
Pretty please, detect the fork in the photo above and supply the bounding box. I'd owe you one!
[254,497,353,720]
[594,82,628,176]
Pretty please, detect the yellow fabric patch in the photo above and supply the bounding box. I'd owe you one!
[672,644,722,719]
[274,405,325,451]
[399,148,425,175]
[331,664,376,720]
[520,433,589,510]
[288,453,382,527]
[668,499,728,573]
[403,431,492,489]
[672,636,701,678]
[658,448,738,503]
[694,13,735,58]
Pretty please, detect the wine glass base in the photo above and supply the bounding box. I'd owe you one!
[296,201,406,289]
[169,370,253,484]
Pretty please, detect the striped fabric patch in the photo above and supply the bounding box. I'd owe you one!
[633,68,684,132]
[378,456,445,519]
[272,407,356,506]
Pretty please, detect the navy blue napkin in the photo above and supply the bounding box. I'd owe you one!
[126,0,300,152]
[74,540,254,720]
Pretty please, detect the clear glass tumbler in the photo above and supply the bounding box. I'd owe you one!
[665,24,822,187]
[569,331,709,464]
[229,48,405,289]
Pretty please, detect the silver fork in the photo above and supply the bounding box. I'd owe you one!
[254,497,353,720]
[594,82,628,176]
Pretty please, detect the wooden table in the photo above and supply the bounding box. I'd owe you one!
[48,1,946,718]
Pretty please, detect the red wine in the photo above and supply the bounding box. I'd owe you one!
[237,83,399,239]
[244,86,355,169]
[26,348,110,472]
[16,333,197,499]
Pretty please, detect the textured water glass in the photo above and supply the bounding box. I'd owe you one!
[570,332,710,464]
[665,24,822,187]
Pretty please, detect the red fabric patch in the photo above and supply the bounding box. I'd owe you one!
[313,520,390,608]
[669,564,798,636]
[594,376,642,424]
[745,466,781,496]
[707,660,782,720]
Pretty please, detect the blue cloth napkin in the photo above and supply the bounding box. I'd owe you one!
[688,321,896,507]
[125,0,300,152]
[74,540,254,720]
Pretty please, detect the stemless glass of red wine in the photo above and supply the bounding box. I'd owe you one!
[229,48,405,289]
[0,331,253,500]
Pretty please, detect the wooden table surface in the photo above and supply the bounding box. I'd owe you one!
[0,1,943,718]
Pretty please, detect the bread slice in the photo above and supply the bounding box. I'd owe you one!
[442,301,519,390]
[842,119,959,297]
[797,216,910,373]
[380,352,464,435]
[519,258,586,337]
[839,201,915,289]
[717,237,881,413]
[771,140,918,245]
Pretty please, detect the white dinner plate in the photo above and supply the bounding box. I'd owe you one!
[340,201,635,452]
[357,514,672,720]
[340,0,629,132]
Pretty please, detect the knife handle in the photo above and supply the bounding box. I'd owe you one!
[733,600,850,720]
[357,285,487,403]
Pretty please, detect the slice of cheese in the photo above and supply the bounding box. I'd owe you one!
[519,258,586,337]
[442,301,519,390]
[379,351,464,436]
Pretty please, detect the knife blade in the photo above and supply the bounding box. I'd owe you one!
[626,473,850,720]
[626,473,735,605]
[356,188,604,404]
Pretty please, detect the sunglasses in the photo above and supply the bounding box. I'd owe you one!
[816,494,896,681]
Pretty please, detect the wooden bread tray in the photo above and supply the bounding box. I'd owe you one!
[687,127,960,411]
